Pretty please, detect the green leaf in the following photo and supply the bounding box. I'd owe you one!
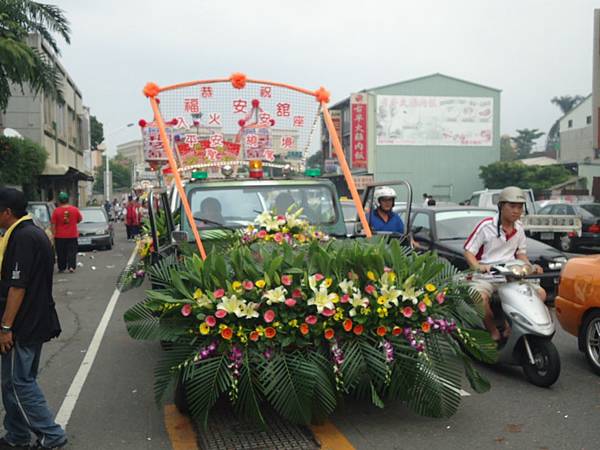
[234,351,265,426]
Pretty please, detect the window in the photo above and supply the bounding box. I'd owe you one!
[411,213,431,234]
[587,116,592,125]
[568,119,573,128]
[538,205,553,214]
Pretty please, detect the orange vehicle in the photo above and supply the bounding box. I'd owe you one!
[555,255,600,375]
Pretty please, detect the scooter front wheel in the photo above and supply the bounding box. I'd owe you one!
[521,337,561,387]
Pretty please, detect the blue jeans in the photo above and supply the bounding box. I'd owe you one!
[1,341,66,447]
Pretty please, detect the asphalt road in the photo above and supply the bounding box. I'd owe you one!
[0,227,598,449]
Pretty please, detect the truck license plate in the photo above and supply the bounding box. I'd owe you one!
[540,232,554,240]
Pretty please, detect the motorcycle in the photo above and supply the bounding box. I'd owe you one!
[471,261,561,387]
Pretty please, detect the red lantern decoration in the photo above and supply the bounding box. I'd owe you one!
[138,119,147,128]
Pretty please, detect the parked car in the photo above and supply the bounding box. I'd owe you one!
[400,206,568,298]
[555,255,600,374]
[78,207,114,250]
[536,202,600,251]
[27,201,55,241]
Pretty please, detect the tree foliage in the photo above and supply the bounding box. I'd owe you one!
[93,155,132,193]
[0,0,70,112]
[546,95,585,153]
[307,150,323,168]
[512,129,545,159]
[500,135,515,161]
[90,115,104,150]
[0,135,47,186]
[480,161,571,193]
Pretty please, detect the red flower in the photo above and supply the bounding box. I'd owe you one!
[324,328,335,340]
[392,326,402,336]
[292,289,303,299]
[314,273,324,282]
[341,294,350,303]
[249,331,260,341]
[138,119,147,128]
[365,284,376,295]
[215,309,227,319]
[181,304,192,317]
[436,292,446,304]
[205,315,216,327]
[305,315,318,325]
[221,327,233,340]
[143,82,160,98]
[251,99,260,108]
[343,319,353,332]
[285,298,297,307]
[376,326,387,337]
[421,322,431,333]
[238,119,246,127]
[418,301,427,313]
[213,288,225,299]
[300,323,309,335]
[265,327,276,339]
[353,324,364,336]
[321,308,335,317]
[402,307,414,318]
[257,230,267,239]
[281,275,293,286]
[269,119,276,126]
[314,86,330,104]
[243,280,254,290]
[263,309,275,323]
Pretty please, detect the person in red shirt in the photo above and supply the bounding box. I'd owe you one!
[125,195,141,240]
[50,192,82,273]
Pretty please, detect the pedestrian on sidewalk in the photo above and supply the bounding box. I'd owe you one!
[51,192,82,273]
[0,188,67,450]
[125,195,141,240]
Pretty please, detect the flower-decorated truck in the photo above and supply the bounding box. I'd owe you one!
[123,73,496,428]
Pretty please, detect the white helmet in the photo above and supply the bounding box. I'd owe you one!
[374,186,396,207]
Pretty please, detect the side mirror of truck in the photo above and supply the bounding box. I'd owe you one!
[171,230,189,243]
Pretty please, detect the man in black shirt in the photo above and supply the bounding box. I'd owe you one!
[0,188,66,450]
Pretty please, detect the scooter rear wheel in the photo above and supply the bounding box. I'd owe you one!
[521,337,560,387]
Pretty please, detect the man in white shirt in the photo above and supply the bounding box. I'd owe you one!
[463,186,545,341]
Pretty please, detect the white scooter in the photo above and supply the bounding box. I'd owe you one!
[472,261,561,387]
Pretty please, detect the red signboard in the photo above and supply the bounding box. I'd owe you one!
[351,94,368,169]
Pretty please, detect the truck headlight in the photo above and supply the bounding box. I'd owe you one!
[548,257,567,271]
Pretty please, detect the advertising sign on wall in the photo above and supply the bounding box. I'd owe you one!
[329,110,342,159]
[351,93,368,169]
[376,95,494,146]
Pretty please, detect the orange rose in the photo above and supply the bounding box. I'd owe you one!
[249,331,260,341]
[421,322,431,333]
[299,323,309,335]
[392,326,402,336]
[265,327,276,339]
[221,327,233,340]
[343,319,353,332]
[324,328,335,340]
[376,326,387,337]
[353,324,364,335]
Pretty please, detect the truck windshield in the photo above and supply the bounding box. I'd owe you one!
[188,184,337,229]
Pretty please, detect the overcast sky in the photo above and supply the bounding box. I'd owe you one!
[55,0,597,154]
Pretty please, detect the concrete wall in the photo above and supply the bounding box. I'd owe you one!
[559,126,594,162]
[367,74,501,202]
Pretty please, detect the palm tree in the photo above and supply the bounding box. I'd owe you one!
[546,95,586,153]
[0,0,70,113]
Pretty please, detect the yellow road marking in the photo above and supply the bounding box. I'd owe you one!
[311,421,356,450]
[164,404,200,450]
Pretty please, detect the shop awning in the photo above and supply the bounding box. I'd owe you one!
[40,164,94,182]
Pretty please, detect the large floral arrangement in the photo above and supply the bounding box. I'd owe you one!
[241,208,328,246]
[125,226,495,427]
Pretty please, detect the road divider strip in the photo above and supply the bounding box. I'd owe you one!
[54,245,138,428]
[164,404,200,450]
[310,421,356,450]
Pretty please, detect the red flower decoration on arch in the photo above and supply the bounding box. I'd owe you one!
[314,86,330,104]
[230,72,247,89]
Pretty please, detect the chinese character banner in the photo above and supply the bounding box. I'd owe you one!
[376,95,494,146]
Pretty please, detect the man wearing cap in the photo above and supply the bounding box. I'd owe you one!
[50,193,82,273]
[463,186,545,342]
[0,187,67,449]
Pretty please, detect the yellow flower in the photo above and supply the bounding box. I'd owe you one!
[199,323,210,335]
[240,336,248,343]
[334,311,343,321]
[361,307,371,315]
[232,281,242,291]
[425,283,437,293]
[218,324,227,331]
[273,321,281,328]
[377,296,386,305]
[288,319,298,328]
[389,272,397,283]
[367,271,377,281]
[331,293,340,304]
[324,278,333,288]
[256,326,265,336]
[193,288,203,299]
[256,279,266,289]
[424,295,432,307]
[376,307,388,318]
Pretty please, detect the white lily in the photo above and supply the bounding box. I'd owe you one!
[256,211,280,232]
[379,285,401,307]
[338,278,354,294]
[217,295,244,316]
[262,286,287,305]
[349,291,369,317]
[307,286,337,313]
[398,286,423,305]
[238,302,259,319]
[284,208,305,229]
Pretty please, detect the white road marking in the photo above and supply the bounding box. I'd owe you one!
[55,246,138,428]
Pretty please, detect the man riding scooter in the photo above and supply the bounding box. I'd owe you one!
[463,186,546,342]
